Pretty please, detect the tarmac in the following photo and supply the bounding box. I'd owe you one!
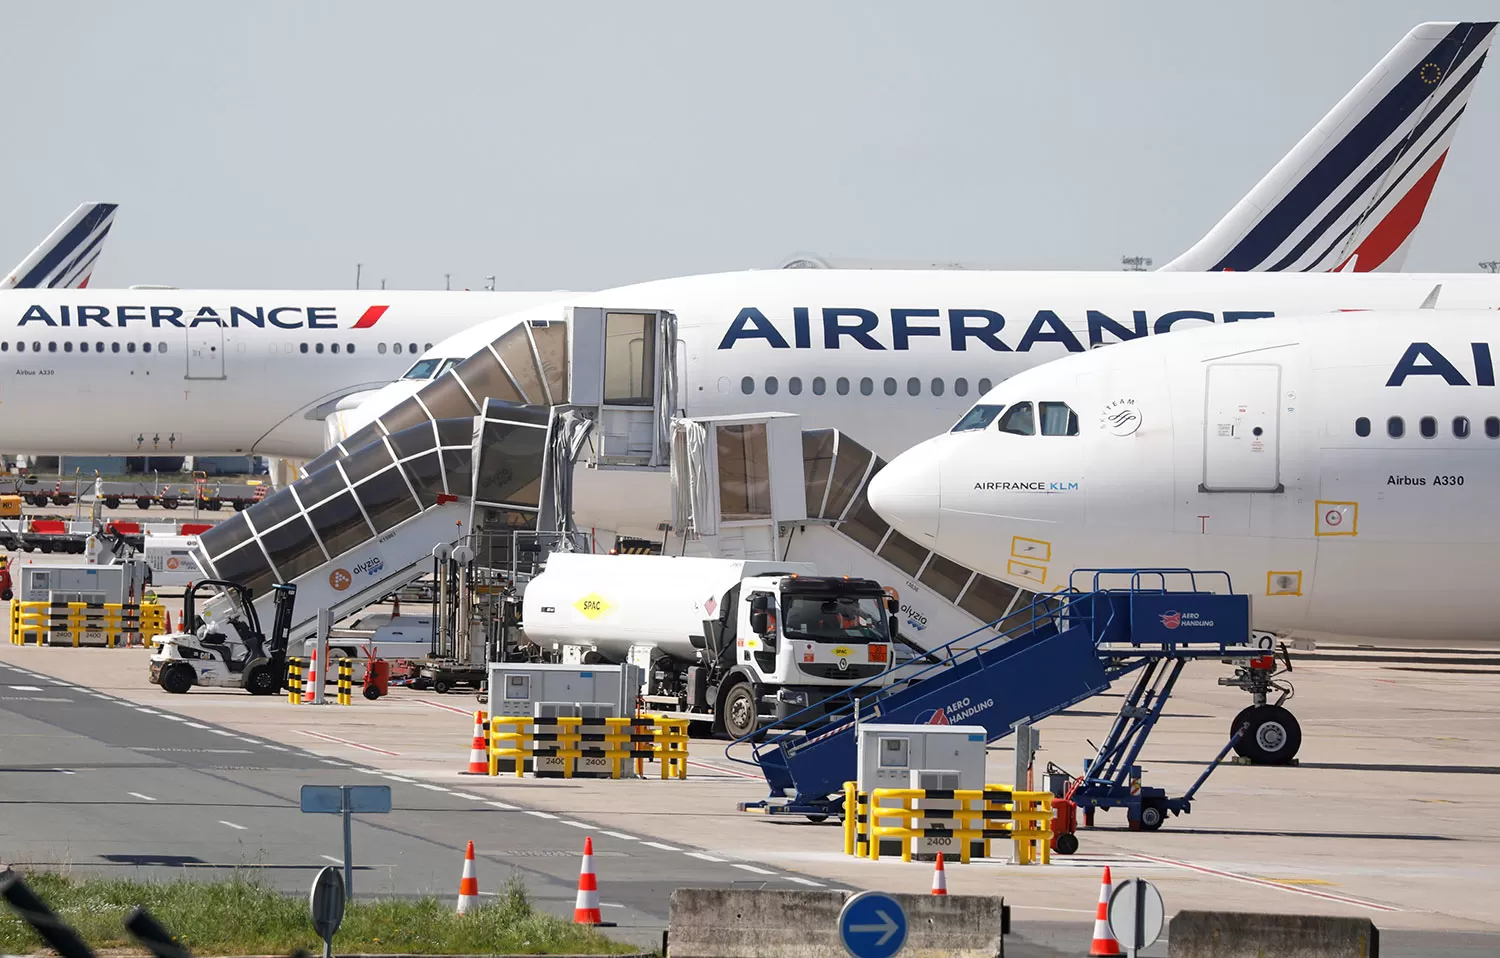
[2,540,1499,955]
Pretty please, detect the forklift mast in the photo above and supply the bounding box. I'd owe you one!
[266,584,298,659]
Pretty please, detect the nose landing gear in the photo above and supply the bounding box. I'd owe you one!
[1220,632,1299,765]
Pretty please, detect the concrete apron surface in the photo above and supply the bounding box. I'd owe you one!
[1,642,1497,938]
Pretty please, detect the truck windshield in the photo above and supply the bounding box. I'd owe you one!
[780,595,888,643]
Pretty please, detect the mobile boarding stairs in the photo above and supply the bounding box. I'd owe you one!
[733,569,1263,829]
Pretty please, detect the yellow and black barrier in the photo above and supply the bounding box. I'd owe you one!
[487,714,689,780]
[336,658,353,706]
[843,781,1054,865]
[10,599,166,648]
[286,657,305,704]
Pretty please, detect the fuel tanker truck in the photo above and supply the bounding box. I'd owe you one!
[520,553,900,738]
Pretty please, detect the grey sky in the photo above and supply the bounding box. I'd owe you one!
[5,1,1498,290]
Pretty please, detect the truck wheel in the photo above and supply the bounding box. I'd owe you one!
[1055,832,1080,855]
[721,682,760,740]
[1238,705,1302,766]
[1139,802,1166,831]
[104,497,120,509]
[136,497,152,510]
[27,495,45,507]
[160,663,194,694]
[244,664,280,696]
[233,500,248,511]
[433,679,451,694]
[206,499,223,511]
[161,498,179,510]
[51,495,69,506]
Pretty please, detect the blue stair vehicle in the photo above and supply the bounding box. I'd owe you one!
[733,569,1294,829]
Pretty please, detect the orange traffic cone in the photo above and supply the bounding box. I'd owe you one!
[1090,865,1121,955]
[303,647,319,703]
[456,840,479,914]
[462,710,489,775]
[573,837,602,925]
[931,852,947,895]
[391,594,401,618]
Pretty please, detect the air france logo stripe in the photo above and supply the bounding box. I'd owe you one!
[352,305,389,329]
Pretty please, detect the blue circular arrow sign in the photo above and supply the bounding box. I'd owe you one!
[839,890,907,958]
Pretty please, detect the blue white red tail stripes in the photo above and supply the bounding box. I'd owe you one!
[1162,22,1495,274]
[2,202,119,290]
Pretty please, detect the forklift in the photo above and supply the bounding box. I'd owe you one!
[149,581,297,695]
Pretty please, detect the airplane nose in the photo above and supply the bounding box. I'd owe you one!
[869,441,942,543]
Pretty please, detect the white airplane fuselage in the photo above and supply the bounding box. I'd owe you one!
[0,290,567,456]
[869,309,1500,645]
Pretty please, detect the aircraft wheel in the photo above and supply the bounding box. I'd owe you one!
[1055,832,1080,855]
[244,664,280,696]
[1230,705,1256,758]
[1139,802,1166,831]
[1238,704,1302,766]
[160,663,194,694]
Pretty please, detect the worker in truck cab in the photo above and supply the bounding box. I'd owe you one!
[0,555,11,601]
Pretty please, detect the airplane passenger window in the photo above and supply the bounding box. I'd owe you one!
[1454,416,1470,438]
[409,343,419,354]
[378,343,387,354]
[950,404,1004,432]
[1039,402,1080,436]
[996,402,1036,436]
[931,378,944,396]
[788,377,802,396]
[1488,417,1500,439]
[159,343,167,352]
[14,342,23,352]
[812,377,826,396]
[332,344,340,354]
[883,378,897,396]
[32,342,40,352]
[111,343,119,353]
[0,342,7,351]
[1387,416,1403,438]
[143,342,152,353]
[348,344,355,354]
[99,342,106,353]
[765,376,779,395]
[1419,416,1437,439]
[1354,417,1370,437]
[741,376,754,394]
[316,343,325,354]
[907,377,920,396]
[47,342,57,352]
[424,343,432,351]
[394,343,403,354]
[63,342,73,353]
[81,343,91,352]
[860,378,874,396]
[300,343,309,354]
[954,378,969,397]
[126,343,136,354]
[979,378,994,393]
[836,377,850,396]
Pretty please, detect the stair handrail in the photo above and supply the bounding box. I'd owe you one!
[726,583,1092,770]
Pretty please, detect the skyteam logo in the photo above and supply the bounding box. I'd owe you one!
[717,307,1276,352]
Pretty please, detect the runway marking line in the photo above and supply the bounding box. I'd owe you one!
[210,729,236,737]
[184,722,209,729]
[785,876,825,887]
[685,852,726,863]
[128,792,156,802]
[262,744,287,751]
[1132,853,1401,912]
[8,685,43,691]
[52,768,76,775]
[487,801,518,811]
[416,700,474,715]
[561,820,592,830]
[321,855,343,865]
[731,863,774,876]
[412,783,449,792]
[161,715,186,722]
[451,792,487,801]
[524,810,558,820]
[294,729,400,756]
[641,841,680,852]
[219,820,247,831]
[134,708,159,715]
[602,830,638,841]
[383,776,415,783]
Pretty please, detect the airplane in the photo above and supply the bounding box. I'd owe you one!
[867,306,1500,650]
[2,203,119,290]
[0,20,1491,463]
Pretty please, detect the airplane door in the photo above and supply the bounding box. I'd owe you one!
[186,327,225,379]
[1200,363,1283,493]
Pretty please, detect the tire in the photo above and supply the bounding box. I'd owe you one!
[1139,803,1166,831]
[38,542,53,554]
[104,497,120,509]
[136,497,152,510]
[244,664,280,696]
[1238,704,1302,765]
[161,498,179,510]
[160,662,194,694]
[1055,832,1080,855]
[363,684,381,700]
[51,495,68,506]
[720,682,760,740]
[805,814,829,824]
[1229,705,1257,757]
[1,590,10,601]
[206,499,223,511]
[433,679,450,694]
[232,500,247,511]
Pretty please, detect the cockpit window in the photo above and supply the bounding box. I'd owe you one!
[996,402,1035,436]
[402,358,442,380]
[950,404,1004,432]
[1039,402,1080,436]
[438,358,461,374]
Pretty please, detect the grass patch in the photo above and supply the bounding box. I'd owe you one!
[1,872,639,956]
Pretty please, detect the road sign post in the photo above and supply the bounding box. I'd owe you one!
[300,784,392,899]
[838,890,908,958]
[1106,877,1165,958]
[309,866,346,958]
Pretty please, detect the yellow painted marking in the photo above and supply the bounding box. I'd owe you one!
[573,593,613,620]
[1010,535,1051,562]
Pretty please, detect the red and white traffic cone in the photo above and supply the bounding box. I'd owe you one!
[1090,865,1121,955]
[303,647,319,703]
[456,840,479,914]
[931,851,948,895]
[462,710,489,775]
[573,837,602,925]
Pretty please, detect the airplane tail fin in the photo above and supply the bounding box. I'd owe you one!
[1160,21,1495,273]
[1,202,119,289]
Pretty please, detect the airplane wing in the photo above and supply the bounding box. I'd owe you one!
[1160,21,1496,273]
[1,201,119,289]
